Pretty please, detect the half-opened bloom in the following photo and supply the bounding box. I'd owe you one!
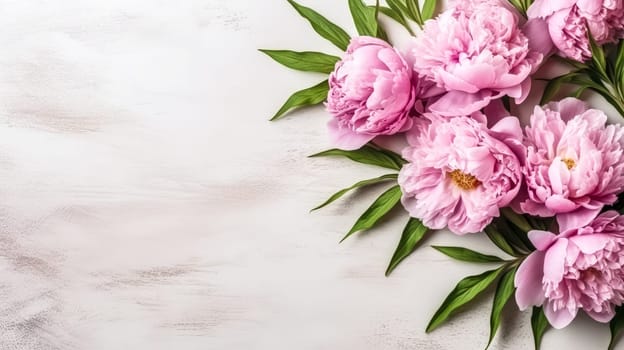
[515,211,624,329]
[518,98,624,220]
[527,0,624,61]
[398,113,523,234]
[326,36,416,150]
[410,0,543,116]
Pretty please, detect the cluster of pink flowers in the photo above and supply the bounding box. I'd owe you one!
[324,0,624,328]
[528,0,624,61]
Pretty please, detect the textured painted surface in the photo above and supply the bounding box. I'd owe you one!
[0,0,617,349]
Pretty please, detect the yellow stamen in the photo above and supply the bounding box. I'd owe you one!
[562,158,576,170]
[448,170,481,190]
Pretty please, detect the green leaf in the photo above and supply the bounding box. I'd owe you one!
[341,185,402,242]
[421,0,437,20]
[375,5,414,35]
[540,72,582,104]
[387,0,410,18]
[385,218,429,276]
[487,266,517,349]
[609,306,624,350]
[372,1,389,41]
[349,0,378,37]
[271,80,329,121]
[506,0,529,16]
[484,224,519,257]
[287,0,351,51]
[259,50,340,74]
[492,217,532,254]
[616,41,624,84]
[312,174,398,211]
[500,208,532,233]
[432,246,505,263]
[614,41,624,99]
[406,0,423,25]
[310,146,404,170]
[531,307,550,350]
[587,27,608,80]
[426,267,504,332]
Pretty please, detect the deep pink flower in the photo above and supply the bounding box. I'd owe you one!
[410,0,543,117]
[528,0,624,61]
[398,113,523,234]
[517,98,624,222]
[326,37,416,150]
[515,211,624,329]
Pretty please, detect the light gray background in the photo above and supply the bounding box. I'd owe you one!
[0,0,618,349]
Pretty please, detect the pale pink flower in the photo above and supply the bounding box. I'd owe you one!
[517,98,624,222]
[515,211,624,329]
[398,113,523,235]
[326,37,416,150]
[410,0,543,117]
[528,0,624,61]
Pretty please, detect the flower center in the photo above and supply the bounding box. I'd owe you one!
[562,158,576,170]
[448,170,481,190]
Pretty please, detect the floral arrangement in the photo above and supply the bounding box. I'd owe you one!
[260,0,624,348]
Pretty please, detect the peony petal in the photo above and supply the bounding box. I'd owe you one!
[523,18,554,57]
[545,195,578,213]
[556,208,601,233]
[428,91,492,117]
[569,234,610,254]
[482,99,511,126]
[327,118,375,150]
[491,117,523,141]
[586,308,616,323]
[528,230,557,251]
[544,300,578,329]
[514,251,546,310]
[551,98,589,123]
[543,238,568,283]
[527,0,577,18]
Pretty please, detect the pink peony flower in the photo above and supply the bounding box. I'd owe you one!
[515,211,624,329]
[398,113,523,234]
[527,0,624,61]
[517,98,624,222]
[410,0,543,117]
[326,37,416,150]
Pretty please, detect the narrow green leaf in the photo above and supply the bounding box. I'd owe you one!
[531,307,550,350]
[349,0,378,37]
[484,224,519,257]
[587,27,608,80]
[271,80,329,121]
[500,208,532,233]
[287,0,351,51]
[310,146,404,170]
[385,218,429,276]
[493,217,532,254]
[405,0,423,24]
[387,0,410,18]
[487,266,517,349]
[312,174,398,211]
[374,146,407,168]
[572,86,588,99]
[540,72,582,104]
[609,306,624,350]
[421,0,437,21]
[341,185,402,242]
[616,41,624,85]
[373,1,389,41]
[432,246,505,263]
[375,5,414,35]
[259,50,340,74]
[426,267,504,332]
